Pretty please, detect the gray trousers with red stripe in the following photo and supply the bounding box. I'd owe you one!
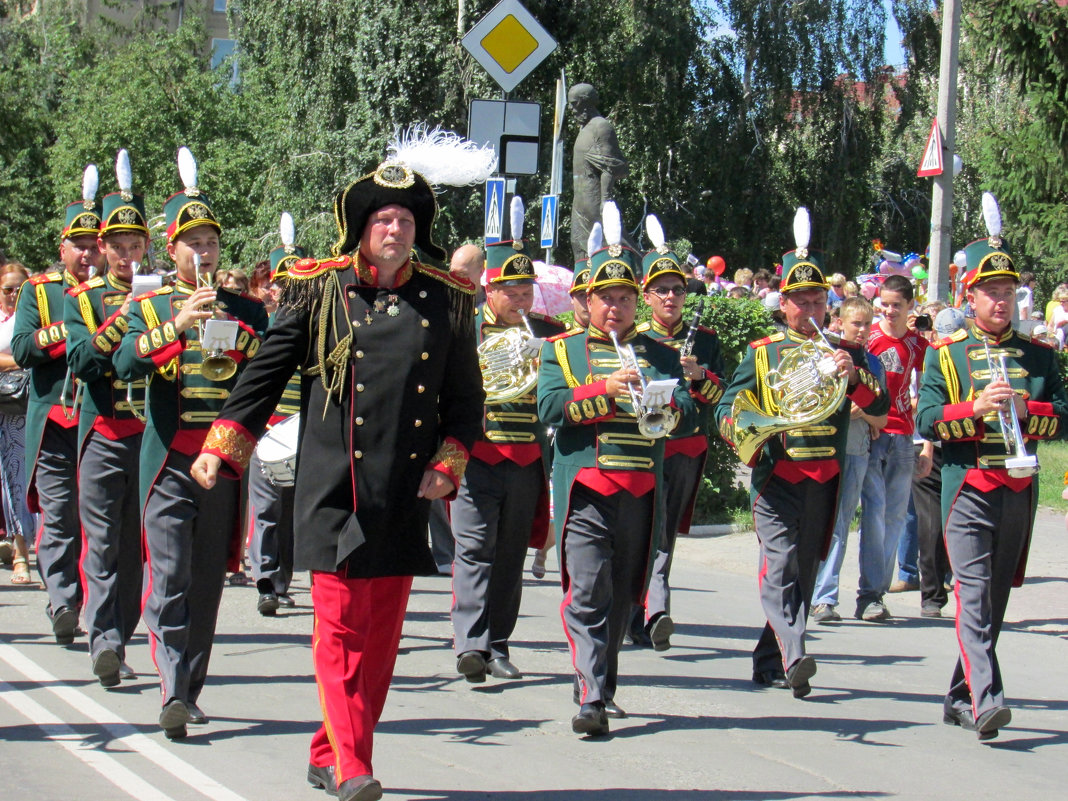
[246,451,295,596]
[942,482,1031,719]
[751,475,837,674]
[80,429,143,662]
[34,419,83,618]
[560,482,652,705]
[142,451,238,705]
[644,450,703,622]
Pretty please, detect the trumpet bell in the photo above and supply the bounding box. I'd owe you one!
[201,353,238,382]
[637,407,679,440]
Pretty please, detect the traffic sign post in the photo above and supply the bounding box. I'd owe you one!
[461,0,557,93]
[484,177,506,243]
[917,118,944,177]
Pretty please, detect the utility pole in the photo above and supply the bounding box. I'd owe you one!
[928,0,961,303]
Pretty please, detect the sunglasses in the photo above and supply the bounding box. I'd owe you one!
[647,286,687,298]
[0,286,20,294]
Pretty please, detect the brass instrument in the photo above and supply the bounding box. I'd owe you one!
[983,340,1039,478]
[679,297,706,360]
[194,253,237,382]
[730,318,847,465]
[60,366,82,422]
[610,330,679,440]
[478,307,540,404]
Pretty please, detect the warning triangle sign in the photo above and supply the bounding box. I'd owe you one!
[917,118,944,177]
[541,204,554,243]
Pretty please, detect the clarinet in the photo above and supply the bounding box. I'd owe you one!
[679,297,706,359]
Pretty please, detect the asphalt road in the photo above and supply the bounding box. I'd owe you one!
[1,508,1066,800]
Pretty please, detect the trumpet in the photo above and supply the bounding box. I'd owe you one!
[984,340,1039,478]
[193,253,237,382]
[478,307,540,404]
[610,330,678,439]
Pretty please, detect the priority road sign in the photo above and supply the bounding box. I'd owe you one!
[485,177,506,243]
[917,118,944,177]
[461,0,557,93]
[539,195,558,248]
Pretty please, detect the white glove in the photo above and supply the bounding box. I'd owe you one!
[519,337,546,358]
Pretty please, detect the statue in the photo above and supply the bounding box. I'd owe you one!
[569,84,629,264]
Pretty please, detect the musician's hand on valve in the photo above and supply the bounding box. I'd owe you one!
[1010,393,1028,421]
[680,354,703,381]
[519,337,545,359]
[174,287,217,333]
[832,349,858,385]
[974,378,1016,418]
[606,368,641,398]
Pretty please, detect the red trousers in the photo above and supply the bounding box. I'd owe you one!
[308,571,413,782]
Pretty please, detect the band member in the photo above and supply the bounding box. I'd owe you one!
[916,194,1067,741]
[248,213,305,616]
[538,202,697,737]
[12,164,103,643]
[634,215,725,650]
[65,150,149,685]
[191,129,491,801]
[715,208,888,699]
[451,197,564,682]
[113,148,268,739]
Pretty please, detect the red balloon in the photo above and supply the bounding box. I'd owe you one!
[707,255,726,276]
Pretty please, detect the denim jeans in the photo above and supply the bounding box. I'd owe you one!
[812,452,869,607]
[857,431,916,604]
[897,493,919,583]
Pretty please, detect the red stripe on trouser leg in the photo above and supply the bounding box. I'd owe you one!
[308,571,412,782]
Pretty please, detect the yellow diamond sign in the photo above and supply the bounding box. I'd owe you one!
[462,0,556,92]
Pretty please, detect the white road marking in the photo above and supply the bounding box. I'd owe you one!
[0,644,250,801]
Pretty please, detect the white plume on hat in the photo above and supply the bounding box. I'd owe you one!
[509,196,524,242]
[981,191,1002,239]
[115,150,132,195]
[793,207,810,251]
[586,222,603,256]
[953,250,968,269]
[645,214,666,251]
[82,165,98,202]
[279,212,295,249]
[177,146,198,191]
[387,124,497,187]
[602,201,622,248]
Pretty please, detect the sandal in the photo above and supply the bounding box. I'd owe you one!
[11,556,31,585]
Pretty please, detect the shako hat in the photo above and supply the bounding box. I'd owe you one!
[163,147,221,242]
[961,192,1018,290]
[99,149,149,238]
[780,207,829,293]
[570,222,600,295]
[641,214,686,289]
[586,202,641,293]
[485,196,535,284]
[62,165,102,239]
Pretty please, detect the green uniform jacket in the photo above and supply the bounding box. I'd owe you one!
[537,325,699,582]
[476,303,566,548]
[714,328,889,503]
[65,273,147,451]
[11,269,80,508]
[111,280,269,505]
[915,322,1068,583]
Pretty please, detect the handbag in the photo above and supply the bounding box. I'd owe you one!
[0,368,30,415]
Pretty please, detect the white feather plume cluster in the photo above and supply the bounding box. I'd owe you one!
[387,125,498,187]
[953,250,968,269]
[509,196,525,242]
[177,147,198,191]
[602,201,622,247]
[82,165,98,202]
[115,150,132,193]
[793,207,810,251]
[279,212,295,248]
[981,192,1002,239]
[587,222,603,255]
[645,214,666,251]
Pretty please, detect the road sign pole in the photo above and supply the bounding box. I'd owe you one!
[928,0,961,303]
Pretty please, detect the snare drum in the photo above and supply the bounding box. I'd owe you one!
[255,413,299,487]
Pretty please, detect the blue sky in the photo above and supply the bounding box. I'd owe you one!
[884,0,907,69]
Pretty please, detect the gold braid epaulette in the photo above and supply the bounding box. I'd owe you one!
[415,262,476,294]
[415,261,475,332]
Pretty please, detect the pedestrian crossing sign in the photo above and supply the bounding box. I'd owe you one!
[917,118,944,177]
[539,195,558,248]
[485,177,506,243]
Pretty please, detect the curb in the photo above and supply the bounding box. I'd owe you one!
[688,523,753,537]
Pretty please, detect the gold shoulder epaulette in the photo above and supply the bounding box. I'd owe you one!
[415,261,475,295]
[69,276,105,296]
[29,271,62,286]
[933,328,967,349]
[635,321,652,333]
[751,331,785,348]
[287,255,351,281]
[140,285,174,300]
[548,328,582,343]
[529,311,566,330]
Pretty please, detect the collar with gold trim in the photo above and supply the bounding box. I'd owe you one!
[354,252,412,288]
[650,316,684,337]
[970,320,1013,344]
[588,324,637,343]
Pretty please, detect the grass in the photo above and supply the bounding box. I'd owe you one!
[1037,438,1068,511]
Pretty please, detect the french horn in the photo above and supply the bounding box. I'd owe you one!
[478,308,540,404]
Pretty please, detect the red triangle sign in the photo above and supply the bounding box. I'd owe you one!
[917,118,944,177]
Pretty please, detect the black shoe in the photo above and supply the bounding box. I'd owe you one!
[186,702,207,725]
[571,702,609,737]
[752,669,789,689]
[257,592,280,616]
[626,608,652,648]
[159,698,190,740]
[277,593,296,608]
[336,775,383,801]
[487,657,522,680]
[648,614,674,652]
[604,700,627,719]
[307,763,337,794]
[456,650,487,683]
[942,704,977,731]
[920,603,942,618]
[51,606,78,645]
[975,706,1011,741]
[92,648,121,688]
[786,656,817,698]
